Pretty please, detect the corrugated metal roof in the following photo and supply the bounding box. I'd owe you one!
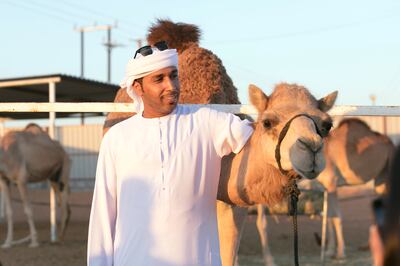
[0,74,119,119]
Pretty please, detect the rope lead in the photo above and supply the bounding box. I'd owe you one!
[284,177,300,266]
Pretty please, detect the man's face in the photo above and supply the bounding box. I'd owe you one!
[133,66,180,118]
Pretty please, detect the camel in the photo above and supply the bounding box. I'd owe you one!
[315,118,395,259]
[216,83,336,265]
[103,20,337,265]
[0,123,71,248]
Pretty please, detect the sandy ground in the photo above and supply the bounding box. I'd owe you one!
[0,186,376,266]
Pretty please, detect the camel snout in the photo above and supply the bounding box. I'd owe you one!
[296,137,323,153]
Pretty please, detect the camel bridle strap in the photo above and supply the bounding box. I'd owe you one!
[274,113,322,176]
[274,113,322,266]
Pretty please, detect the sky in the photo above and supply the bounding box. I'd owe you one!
[1,0,400,106]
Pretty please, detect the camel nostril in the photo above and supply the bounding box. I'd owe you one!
[297,139,309,151]
[297,138,322,153]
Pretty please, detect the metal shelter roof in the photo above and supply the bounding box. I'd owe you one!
[0,74,119,119]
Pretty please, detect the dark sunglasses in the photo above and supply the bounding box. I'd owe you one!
[133,41,169,59]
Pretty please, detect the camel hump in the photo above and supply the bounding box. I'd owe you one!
[178,45,240,104]
[327,118,394,184]
[24,123,46,135]
[337,118,370,129]
[147,19,201,53]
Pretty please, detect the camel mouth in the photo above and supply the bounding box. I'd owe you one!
[288,147,322,179]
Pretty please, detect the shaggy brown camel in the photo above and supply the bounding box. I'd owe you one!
[0,123,71,248]
[103,19,239,134]
[316,118,395,259]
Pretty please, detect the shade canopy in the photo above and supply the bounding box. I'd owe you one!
[0,74,120,119]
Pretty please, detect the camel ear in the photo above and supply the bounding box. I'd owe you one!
[318,91,338,112]
[249,84,269,113]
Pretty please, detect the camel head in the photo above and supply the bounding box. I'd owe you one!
[24,123,46,135]
[147,19,201,53]
[249,83,337,180]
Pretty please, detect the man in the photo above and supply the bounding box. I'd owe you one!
[87,41,253,266]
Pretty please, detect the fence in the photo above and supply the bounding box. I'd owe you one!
[2,104,400,190]
[1,103,400,244]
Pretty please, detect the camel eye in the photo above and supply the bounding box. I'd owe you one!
[263,119,272,129]
[320,121,333,136]
[322,121,333,131]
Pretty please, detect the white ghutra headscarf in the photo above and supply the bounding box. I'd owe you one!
[120,47,178,113]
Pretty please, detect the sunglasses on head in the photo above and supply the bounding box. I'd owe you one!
[133,41,169,59]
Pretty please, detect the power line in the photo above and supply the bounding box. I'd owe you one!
[116,25,146,41]
[56,0,144,27]
[53,0,147,41]
[4,0,152,52]
[24,0,146,46]
[3,0,140,82]
[9,0,144,42]
[55,0,146,35]
[2,0,75,25]
[24,0,93,23]
[206,12,400,45]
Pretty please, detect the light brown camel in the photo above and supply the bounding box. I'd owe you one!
[315,118,395,259]
[103,20,337,265]
[0,123,71,248]
[216,83,336,266]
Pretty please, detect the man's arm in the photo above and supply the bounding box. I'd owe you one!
[210,110,254,157]
[87,134,117,266]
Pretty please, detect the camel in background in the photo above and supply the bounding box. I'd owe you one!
[0,123,71,248]
[103,19,337,265]
[316,118,395,259]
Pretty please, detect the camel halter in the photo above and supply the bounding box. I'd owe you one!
[274,113,322,266]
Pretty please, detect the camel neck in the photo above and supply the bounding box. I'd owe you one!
[218,132,289,207]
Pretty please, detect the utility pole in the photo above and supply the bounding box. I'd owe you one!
[79,30,84,77]
[103,27,124,83]
[369,94,376,105]
[370,94,387,134]
[74,23,121,81]
[135,38,144,49]
[137,39,143,48]
[129,38,145,49]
